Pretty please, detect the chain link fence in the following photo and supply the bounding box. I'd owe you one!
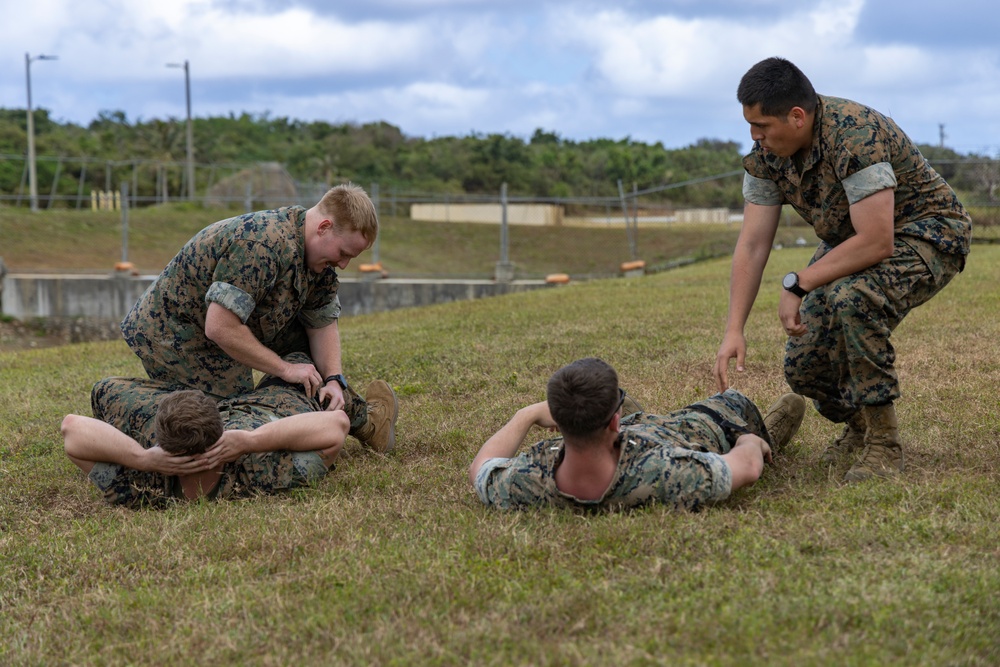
[0,154,313,210]
[1,153,996,280]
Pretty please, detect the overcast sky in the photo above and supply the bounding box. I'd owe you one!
[3,0,998,155]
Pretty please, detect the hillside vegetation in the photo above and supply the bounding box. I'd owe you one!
[3,109,997,216]
[0,109,746,205]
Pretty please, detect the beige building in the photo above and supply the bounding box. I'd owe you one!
[411,203,564,226]
[675,208,731,223]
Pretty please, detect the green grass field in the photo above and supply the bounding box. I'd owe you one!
[1,233,998,664]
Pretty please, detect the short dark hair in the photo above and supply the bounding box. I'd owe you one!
[546,357,620,439]
[154,390,224,455]
[737,57,817,117]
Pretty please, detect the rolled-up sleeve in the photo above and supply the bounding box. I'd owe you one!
[299,293,341,328]
[742,171,784,206]
[473,454,550,509]
[842,162,896,205]
[473,457,510,505]
[206,281,256,323]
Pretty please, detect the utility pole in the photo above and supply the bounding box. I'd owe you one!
[167,60,195,200]
[25,52,58,212]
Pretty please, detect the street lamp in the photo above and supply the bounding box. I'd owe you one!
[166,60,194,200]
[25,52,58,212]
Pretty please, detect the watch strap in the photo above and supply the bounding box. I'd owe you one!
[324,374,348,390]
[785,282,808,298]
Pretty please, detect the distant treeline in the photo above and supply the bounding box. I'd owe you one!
[0,108,994,208]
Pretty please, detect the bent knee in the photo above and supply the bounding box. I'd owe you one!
[61,414,81,445]
[327,409,351,441]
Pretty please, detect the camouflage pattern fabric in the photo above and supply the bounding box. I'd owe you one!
[255,354,370,434]
[87,352,361,508]
[474,389,770,512]
[785,236,964,422]
[120,206,341,399]
[742,95,972,257]
[741,95,972,423]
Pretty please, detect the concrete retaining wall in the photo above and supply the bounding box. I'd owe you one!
[1,273,557,323]
[2,273,154,321]
[337,278,553,317]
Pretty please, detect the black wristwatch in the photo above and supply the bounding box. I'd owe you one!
[324,374,348,390]
[782,271,809,298]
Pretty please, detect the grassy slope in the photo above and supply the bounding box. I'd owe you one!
[1,204,995,278]
[0,205,817,279]
[1,241,997,665]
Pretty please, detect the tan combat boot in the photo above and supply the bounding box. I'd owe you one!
[820,411,866,465]
[354,380,399,453]
[843,403,904,482]
[763,393,806,451]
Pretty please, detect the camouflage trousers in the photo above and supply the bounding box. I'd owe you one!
[785,236,965,423]
[254,351,371,435]
[87,351,365,508]
[92,351,369,430]
[95,348,370,436]
[622,388,770,452]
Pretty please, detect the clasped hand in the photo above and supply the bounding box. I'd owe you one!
[142,430,251,475]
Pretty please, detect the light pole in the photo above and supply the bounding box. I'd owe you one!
[166,60,194,200]
[25,52,58,212]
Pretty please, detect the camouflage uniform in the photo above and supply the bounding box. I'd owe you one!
[742,96,972,422]
[474,389,770,511]
[120,206,341,399]
[87,352,369,508]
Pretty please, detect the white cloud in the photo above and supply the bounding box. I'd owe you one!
[808,0,863,38]
[0,0,998,151]
[553,0,869,100]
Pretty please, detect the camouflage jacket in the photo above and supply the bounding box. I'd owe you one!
[121,206,341,397]
[742,95,971,257]
[473,390,771,512]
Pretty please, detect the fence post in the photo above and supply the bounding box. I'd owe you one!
[131,161,138,208]
[75,162,87,210]
[495,182,514,283]
[370,181,380,264]
[631,181,640,260]
[617,179,637,260]
[120,182,130,264]
[15,160,27,207]
[47,157,63,209]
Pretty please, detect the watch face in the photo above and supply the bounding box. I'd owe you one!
[782,272,797,289]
